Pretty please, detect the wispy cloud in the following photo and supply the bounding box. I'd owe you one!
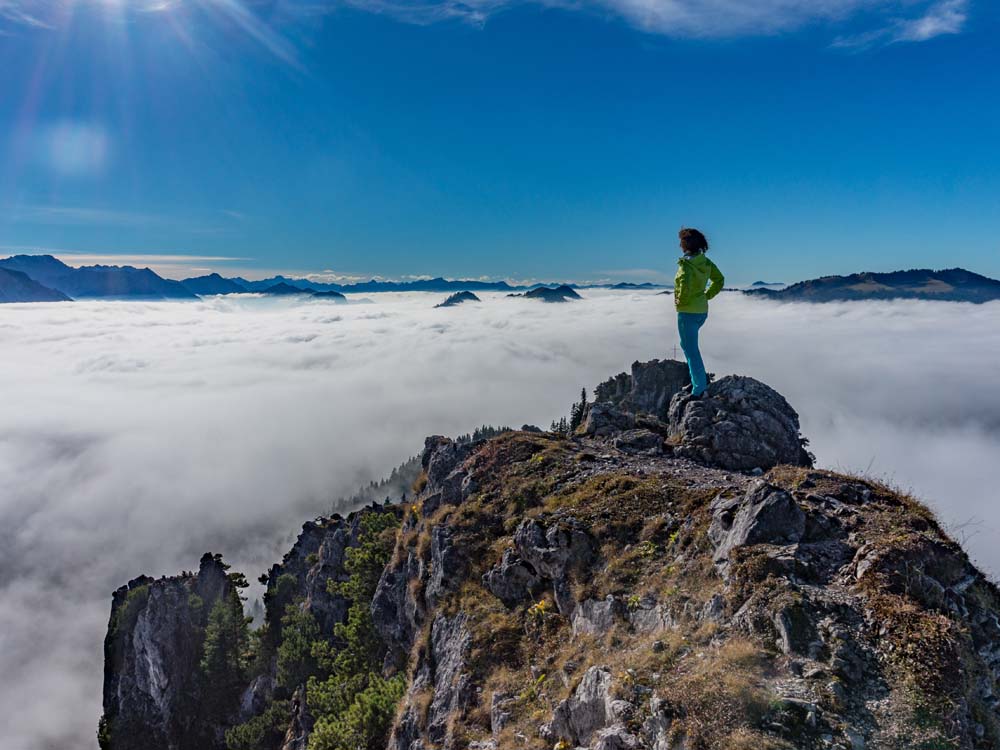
[832,0,968,48]
[0,0,52,29]
[0,0,972,48]
[2,204,234,236]
[892,0,967,41]
[6,205,161,227]
[53,252,251,266]
[0,0,302,66]
[0,246,252,278]
[54,252,252,278]
[326,0,970,43]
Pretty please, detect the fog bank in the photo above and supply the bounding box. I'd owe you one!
[1,290,997,749]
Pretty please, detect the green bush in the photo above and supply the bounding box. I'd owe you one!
[308,512,401,750]
[309,674,405,750]
[111,584,150,637]
[276,604,320,691]
[97,715,112,750]
[225,700,291,750]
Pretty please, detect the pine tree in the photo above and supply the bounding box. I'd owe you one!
[569,387,588,431]
[199,588,250,724]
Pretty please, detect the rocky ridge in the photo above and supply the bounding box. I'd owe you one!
[101,360,1000,750]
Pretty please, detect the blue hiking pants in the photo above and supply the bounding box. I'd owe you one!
[677,312,709,396]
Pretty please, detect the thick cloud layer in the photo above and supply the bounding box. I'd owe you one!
[1,290,998,749]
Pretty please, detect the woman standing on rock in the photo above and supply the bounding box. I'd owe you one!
[674,227,724,398]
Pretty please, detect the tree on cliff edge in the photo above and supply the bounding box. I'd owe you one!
[200,585,250,726]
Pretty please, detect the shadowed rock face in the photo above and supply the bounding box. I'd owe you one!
[101,555,233,750]
[101,361,1000,750]
[0,267,72,302]
[592,359,691,420]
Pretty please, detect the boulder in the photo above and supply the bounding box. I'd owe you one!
[482,548,542,607]
[773,603,820,658]
[513,518,592,581]
[582,402,636,437]
[700,593,727,624]
[592,725,641,750]
[612,429,663,455]
[626,596,676,634]
[667,375,813,471]
[709,481,806,570]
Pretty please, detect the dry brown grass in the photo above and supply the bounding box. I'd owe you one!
[411,470,428,495]
[657,638,777,749]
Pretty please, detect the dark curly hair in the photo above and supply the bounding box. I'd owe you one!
[679,227,709,254]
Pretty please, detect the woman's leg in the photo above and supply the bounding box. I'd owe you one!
[677,312,709,396]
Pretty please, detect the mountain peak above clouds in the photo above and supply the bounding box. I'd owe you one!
[98,359,1000,750]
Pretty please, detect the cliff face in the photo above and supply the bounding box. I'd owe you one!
[101,554,235,749]
[101,360,1000,750]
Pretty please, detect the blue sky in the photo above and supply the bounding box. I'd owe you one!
[0,0,997,284]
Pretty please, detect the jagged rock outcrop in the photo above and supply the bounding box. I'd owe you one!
[592,359,691,418]
[482,517,592,615]
[101,506,400,750]
[102,361,1000,750]
[584,360,810,472]
[709,480,806,573]
[101,554,235,750]
[542,666,635,747]
[667,375,814,471]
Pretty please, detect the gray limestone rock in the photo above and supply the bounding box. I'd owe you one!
[593,359,691,419]
[612,429,664,455]
[667,375,813,471]
[582,402,637,437]
[482,548,542,607]
[709,481,806,569]
[425,614,474,748]
[572,596,624,636]
[426,524,463,608]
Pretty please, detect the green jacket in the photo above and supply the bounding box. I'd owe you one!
[674,253,724,314]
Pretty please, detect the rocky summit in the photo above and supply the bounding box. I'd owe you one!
[100,360,1000,750]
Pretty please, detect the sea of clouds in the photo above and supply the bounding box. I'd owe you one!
[1,289,999,749]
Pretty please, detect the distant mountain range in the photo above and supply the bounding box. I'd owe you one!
[0,255,196,301]
[0,267,71,302]
[745,268,1000,303]
[0,254,672,303]
[4,253,997,305]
